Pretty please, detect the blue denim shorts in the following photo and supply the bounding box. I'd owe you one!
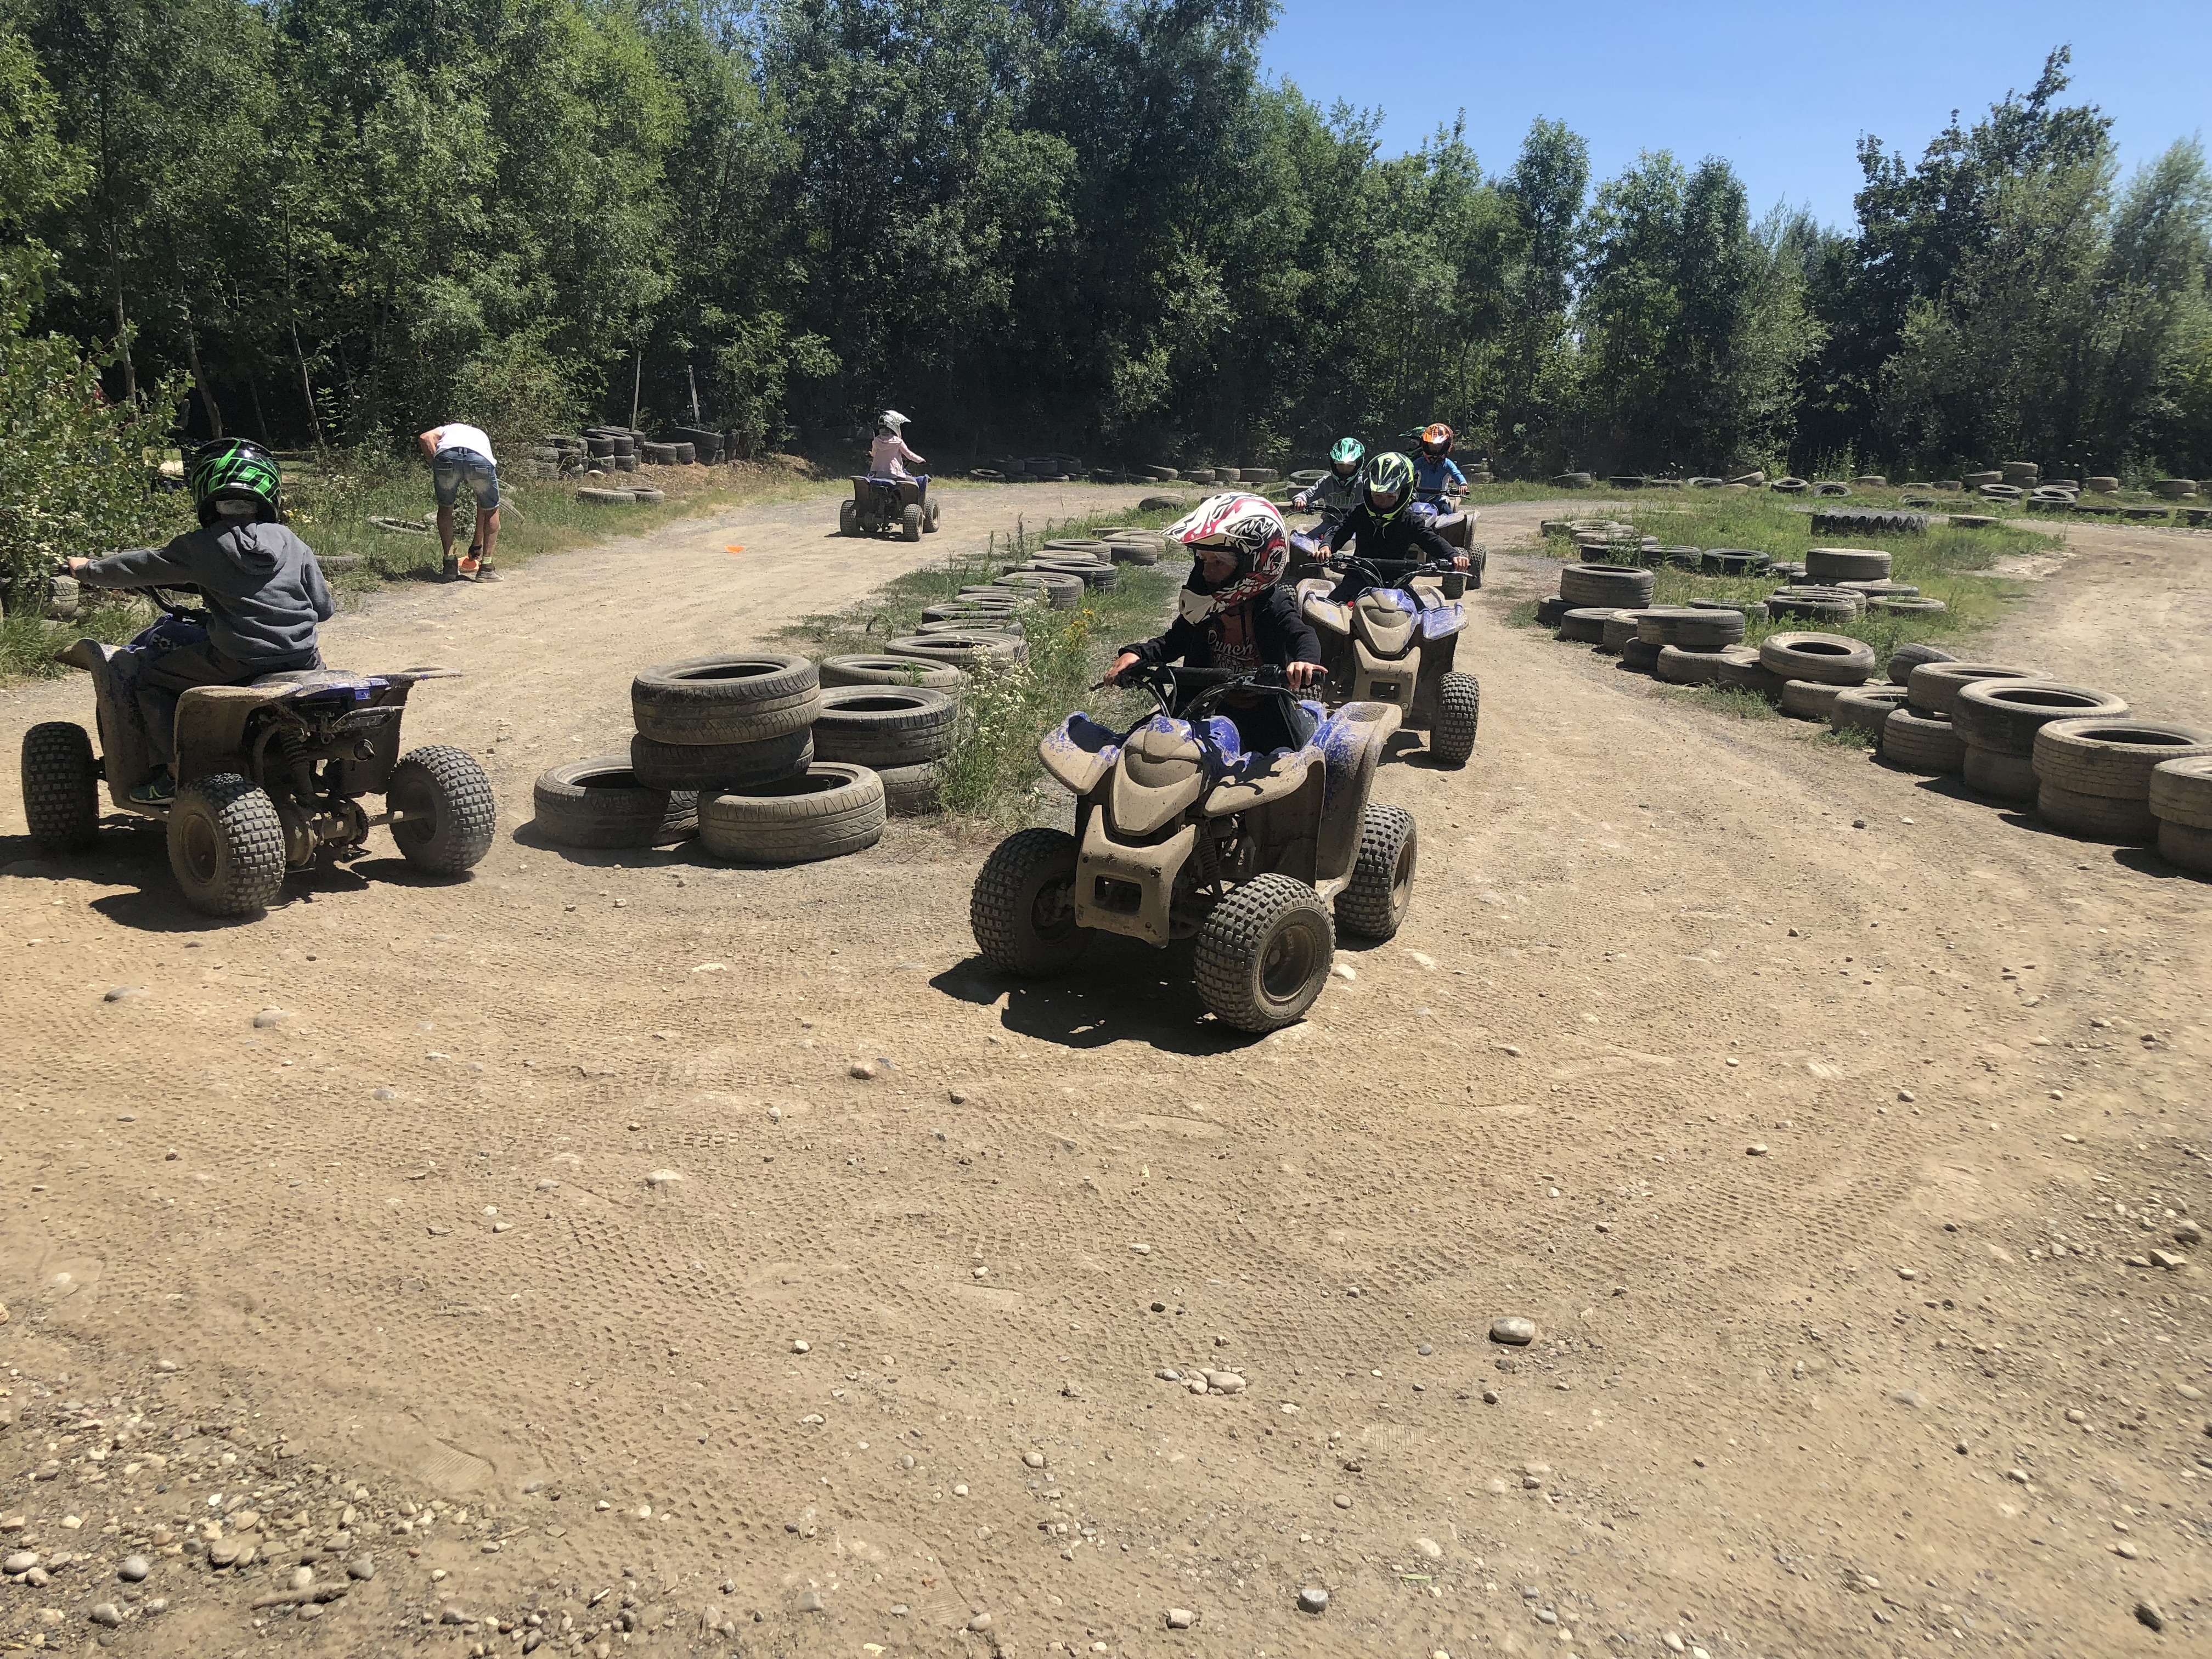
[432,448,500,510]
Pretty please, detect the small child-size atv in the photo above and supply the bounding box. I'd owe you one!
[969,664,1416,1032]
[1297,555,1481,767]
[19,584,496,917]
[840,475,941,541]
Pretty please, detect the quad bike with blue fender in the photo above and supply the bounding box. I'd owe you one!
[18,584,496,917]
[840,475,940,541]
[1297,555,1481,768]
[969,664,1417,1032]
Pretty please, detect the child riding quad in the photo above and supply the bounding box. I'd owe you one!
[1286,437,1366,581]
[967,492,1418,1032]
[1410,422,1480,557]
[1297,552,1481,767]
[20,440,494,916]
[842,409,941,540]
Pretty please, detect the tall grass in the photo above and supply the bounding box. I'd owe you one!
[781,505,1189,824]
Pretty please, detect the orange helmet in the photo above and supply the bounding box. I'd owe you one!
[1419,422,1453,457]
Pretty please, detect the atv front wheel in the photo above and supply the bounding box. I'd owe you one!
[901,504,924,542]
[168,774,286,916]
[925,501,941,533]
[970,827,1092,975]
[839,500,859,537]
[389,744,498,873]
[1194,872,1334,1032]
[21,722,100,853]
[1335,804,1417,940]
[1430,672,1480,768]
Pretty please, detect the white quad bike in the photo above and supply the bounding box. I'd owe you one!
[1296,554,1481,768]
[19,583,495,916]
[969,664,1417,1032]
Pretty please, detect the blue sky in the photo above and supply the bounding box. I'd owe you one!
[1259,1,2211,229]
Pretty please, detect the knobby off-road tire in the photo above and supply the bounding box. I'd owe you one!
[533,759,697,849]
[1335,804,1417,940]
[697,763,884,865]
[168,773,286,917]
[820,654,965,693]
[1882,709,1965,773]
[811,686,957,766]
[388,744,498,874]
[630,729,813,793]
[1430,673,1480,767]
[1194,873,1336,1033]
[970,827,1092,975]
[902,504,924,541]
[632,654,820,746]
[839,500,859,537]
[21,721,100,853]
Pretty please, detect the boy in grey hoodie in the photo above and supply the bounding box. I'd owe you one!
[66,440,332,802]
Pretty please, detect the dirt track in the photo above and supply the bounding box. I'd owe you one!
[2,494,2208,1658]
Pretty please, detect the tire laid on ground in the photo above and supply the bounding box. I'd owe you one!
[1713,653,1785,697]
[1759,632,1875,686]
[2036,782,2158,843]
[2157,819,2212,874]
[1106,537,1162,566]
[1888,642,1959,685]
[1335,804,1417,939]
[918,616,1024,639]
[1831,686,1910,741]
[1534,597,1568,627]
[885,632,1025,670]
[1560,564,1655,607]
[811,685,957,766]
[1870,597,1948,619]
[578,487,636,505]
[1953,681,2130,757]
[1961,744,2039,802]
[167,773,287,916]
[1655,645,1737,685]
[633,654,820,746]
[21,722,100,853]
[697,763,884,865]
[1780,679,1846,721]
[971,826,1091,974]
[1905,662,2046,716]
[821,654,965,692]
[1882,708,1965,773]
[923,600,1018,624]
[1193,871,1335,1033]
[876,761,943,817]
[1763,595,1858,626]
[1634,607,1706,646]
[2032,720,2212,800]
[388,744,498,873]
[1804,547,1893,582]
[1620,637,1661,674]
[1672,610,1746,651]
[2148,755,2212,830]
[1600,611,1652,652]
[630,727,813,792]
[1557,607,1617,644]
[1430,673,1480,766]
[534,759,697,848]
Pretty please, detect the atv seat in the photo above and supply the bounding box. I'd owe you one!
[851,475,927,507]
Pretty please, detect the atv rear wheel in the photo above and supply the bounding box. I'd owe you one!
[839,499,859,537]
[971,827,1091,976]
[924,500,941,533]
[1194,873,1334,1032]
[1430,672,1481,768]
[21,722,100,853]
[168,774,286,916]
[390,744,498,873]
[1335,804,1417,940]
[902,504,924,542]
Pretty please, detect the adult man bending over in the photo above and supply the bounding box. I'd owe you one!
[418,420,502,581]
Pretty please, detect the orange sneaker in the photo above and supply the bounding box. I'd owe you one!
[457,545,482,578]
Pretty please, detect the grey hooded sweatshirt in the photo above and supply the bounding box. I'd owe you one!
[77,521,334,668]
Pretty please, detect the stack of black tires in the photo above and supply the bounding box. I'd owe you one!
[531,652,960,863]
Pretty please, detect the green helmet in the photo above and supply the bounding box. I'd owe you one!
[1329,436,1365,473]
[190,438,282,527]
[1362,451,1415,518]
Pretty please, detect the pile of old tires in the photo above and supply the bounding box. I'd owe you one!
[531,650,963,864]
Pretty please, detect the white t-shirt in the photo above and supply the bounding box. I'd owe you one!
[434,424,495,466]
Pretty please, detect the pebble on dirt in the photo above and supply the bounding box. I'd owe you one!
[1297,1585,1329,1614]
[2136,1600,2166,1632]
[117,1555,149,1582]
[88,1604,123,1628]
[1165,1607,1197,1629]
[1489,1317,1537,1345]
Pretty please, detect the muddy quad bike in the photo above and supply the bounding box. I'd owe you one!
[1297,555,1481,768]
[969,664,1417,1032]
[840,475,940,541]
[19,584,497,917]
